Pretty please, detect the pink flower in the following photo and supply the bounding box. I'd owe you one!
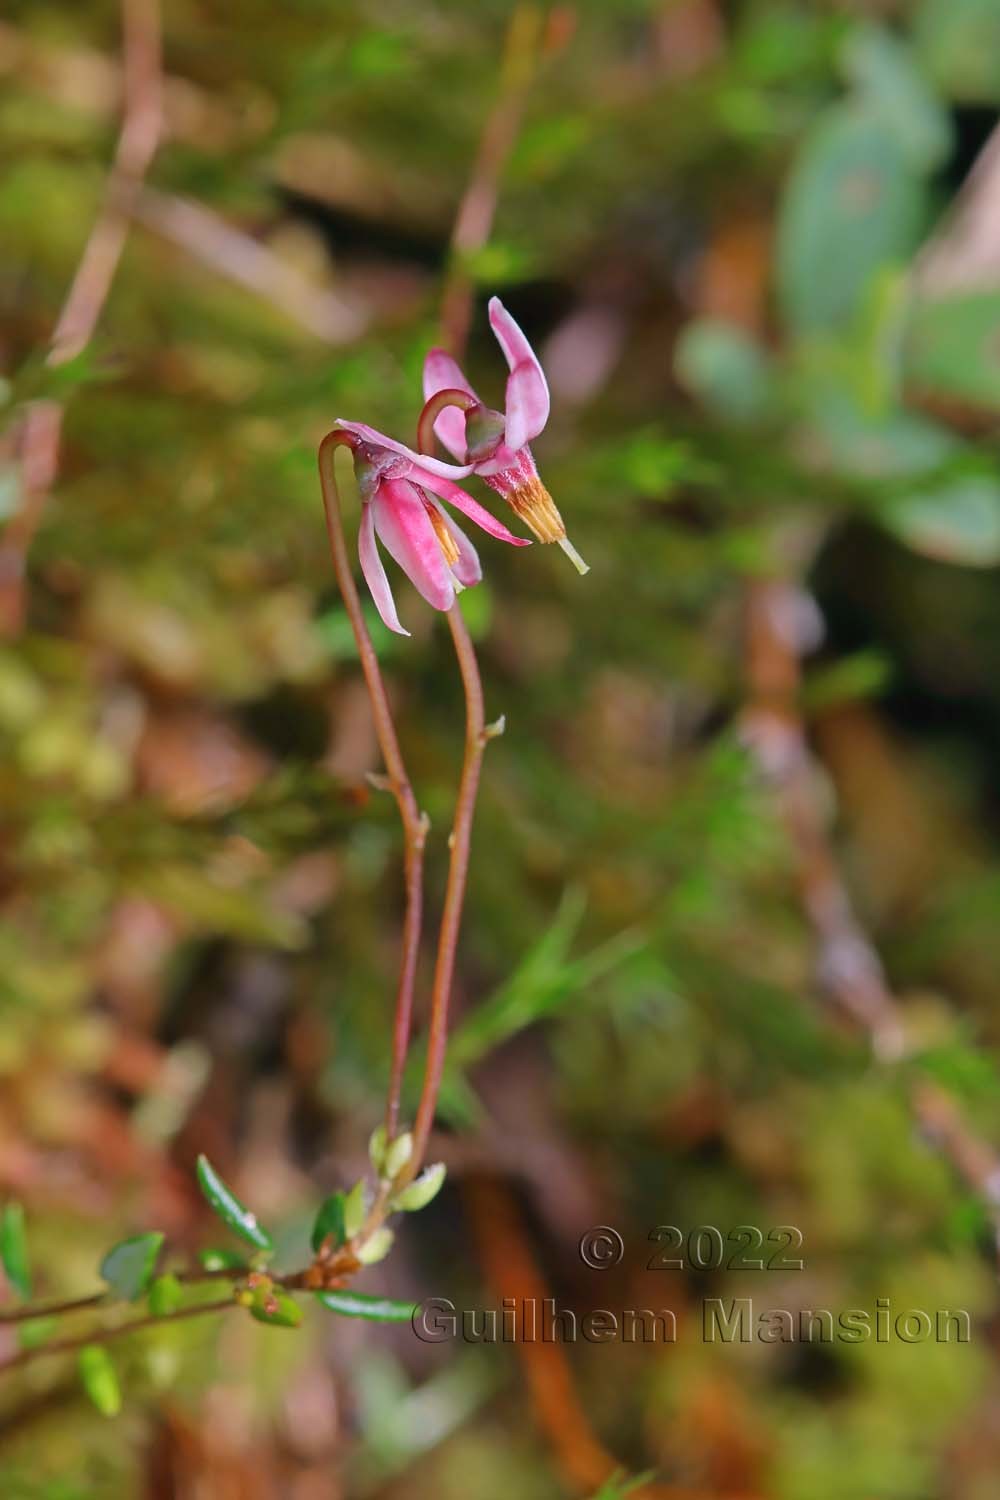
[421,297,588,574]
[334,421,529,636]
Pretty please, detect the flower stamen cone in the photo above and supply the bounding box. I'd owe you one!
[503,473,589,573]
[484,452,589,573]
[504,470,564,542]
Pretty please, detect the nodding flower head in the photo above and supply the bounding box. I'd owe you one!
[421,297,588,575]
[333,421,529,636]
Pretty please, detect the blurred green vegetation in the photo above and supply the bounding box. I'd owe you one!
[3,0,1000,1496]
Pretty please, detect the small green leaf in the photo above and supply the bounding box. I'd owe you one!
[1,1202,32,1300]
[393,1162,446,1213]
[99,1232,164,1301]
[311,1192,347,1253]
[315,1288,416,1322]
[884,477,1000,566]
[368,1125,387,1173]
[905,291,1000,410]
[383,1131,412,1180]
[842,22,953,171]
[197,1247,248,1273]
[78,1344,122,1417]
[777,105,926,336]
[147,1273,183,1317]
[195,1155,273,1253]
[674,320,775,424]
[342,1180,368,1238]
[355,1226,394,1266]
[248,1289,302,1328]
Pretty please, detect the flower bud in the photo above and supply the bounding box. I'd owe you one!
[393,1162,446,1212]
[343,1179,368,1238]
[368,1124,387,1173]
[356,1226,394,1266]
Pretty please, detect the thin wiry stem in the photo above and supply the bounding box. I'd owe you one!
[0,0,162,638]
[0,1264,251,1325]
[318,432,427,1140]
[402,384,503,1174]
[0,1298,235,1375]
[409,600,488,1173]
[0,1292,105,1325]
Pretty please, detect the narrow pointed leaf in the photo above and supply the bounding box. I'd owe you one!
[355,1226,393,1265]
[315,1288,416,1322]
[383,1131,413,1179]
[78,1344,122,1417]
[393,1162,446,1212]
[1,1202,31,1300]
[100,1232,164,1301]
[311,1192,347,1252]
[195,1155,273,1253]
[342,1180,368,1238]
[368,1125,387,1173]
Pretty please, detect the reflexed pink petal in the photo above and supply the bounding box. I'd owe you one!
[414,468,531,546]
[488,297,550,451]
[358,503,408,636]
[422,348,477,402]
[373,480,455,612]
[425,497,482,588]
[422,350,479,461]
[334,420,474,479]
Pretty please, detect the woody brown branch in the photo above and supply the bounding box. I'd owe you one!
[743,575,1000,1256]
[438,4,547,357]
[0,0,162,638]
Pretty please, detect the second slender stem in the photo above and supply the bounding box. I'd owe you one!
[318,433,426,1139]
[409,601,486,1172]
[0,1298,235,1375]
[416,388,478,460]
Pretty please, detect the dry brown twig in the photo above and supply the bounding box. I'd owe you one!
[438,3,549,357]
[133,189,368,344]
[742,573,1000,1258]
[317,431,428,1152]
[0,0,162,638]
